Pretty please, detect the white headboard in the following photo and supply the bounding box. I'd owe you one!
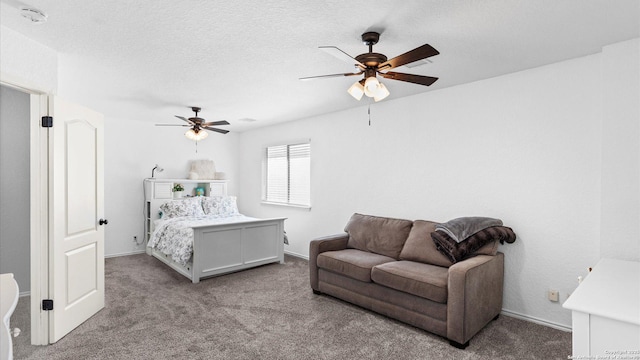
[143,179,228,241]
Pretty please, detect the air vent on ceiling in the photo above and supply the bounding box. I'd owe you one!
[404,58,433,69]
[20,7,48,24]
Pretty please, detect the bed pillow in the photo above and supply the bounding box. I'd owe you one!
[202,196,240,217]
[159,197,205,218]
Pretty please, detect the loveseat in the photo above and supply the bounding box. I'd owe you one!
[309,213,514,348]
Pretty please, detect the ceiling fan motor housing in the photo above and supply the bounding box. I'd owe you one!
[357,32,387,70]
[356,53,388,68]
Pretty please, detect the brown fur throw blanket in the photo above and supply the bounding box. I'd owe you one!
[431,226,516,263]
[435,216,503,243]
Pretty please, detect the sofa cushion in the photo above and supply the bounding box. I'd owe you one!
[344,213,413,259]
[317,249,396,283]
[400,220,455,268]
[371,261,449,304]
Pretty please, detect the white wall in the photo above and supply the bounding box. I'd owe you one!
[0,85,31,292]
[600,38,640,261]
[0,25,58,294]
[56,54,241,256]
[238,40,639,328]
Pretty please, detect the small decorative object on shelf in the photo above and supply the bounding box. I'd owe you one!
[195,187,205,196]
[172,183,184,199]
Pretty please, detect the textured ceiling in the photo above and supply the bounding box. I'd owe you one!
[1,0,638,131]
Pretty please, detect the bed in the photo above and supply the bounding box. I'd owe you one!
[146,195,285,283]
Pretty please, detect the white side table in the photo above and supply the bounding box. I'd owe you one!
[563,258,640,357]
[1,273,19,360]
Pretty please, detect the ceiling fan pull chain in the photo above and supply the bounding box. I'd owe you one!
[368,102,371,126]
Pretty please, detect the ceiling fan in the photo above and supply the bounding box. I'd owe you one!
[156,107,230,141]
[300,31,440,102]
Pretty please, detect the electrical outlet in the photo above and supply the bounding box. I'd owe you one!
[548,290,559,302]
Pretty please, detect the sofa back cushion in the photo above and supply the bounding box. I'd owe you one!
[344,213,413,259]
[400,220,455,268]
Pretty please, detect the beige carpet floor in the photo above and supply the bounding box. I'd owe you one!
[11,254,571,359]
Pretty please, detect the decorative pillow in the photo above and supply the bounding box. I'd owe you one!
[202,196,240,217]
[190,159,216,180]
[344,213,413,260]
[431,226,516,263]
[159,197,205,218]
[400,220,454,268]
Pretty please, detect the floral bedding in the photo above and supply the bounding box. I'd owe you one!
[148,195,248,267]
[147,214,257,266]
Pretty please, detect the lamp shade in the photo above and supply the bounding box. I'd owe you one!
[363,76,380,97]
[185,128,208,141]
[373,83,390,102]
[347,81,365,100]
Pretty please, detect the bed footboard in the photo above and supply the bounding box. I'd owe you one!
[148,217,286,283]
[190,217,285,283]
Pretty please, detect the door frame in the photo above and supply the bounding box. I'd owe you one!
[1,72,50,345]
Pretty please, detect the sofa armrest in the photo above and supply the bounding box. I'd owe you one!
[309,233,349,291]
[447,252,504,345]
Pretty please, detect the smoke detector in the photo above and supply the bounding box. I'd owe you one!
[20,7,48,24]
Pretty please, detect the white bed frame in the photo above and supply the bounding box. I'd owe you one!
[146,217,285,283]
[143,179,285,283]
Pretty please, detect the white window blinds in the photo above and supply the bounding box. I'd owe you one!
[264,142,311,207]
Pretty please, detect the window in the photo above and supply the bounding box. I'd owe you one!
[263,142,311,208]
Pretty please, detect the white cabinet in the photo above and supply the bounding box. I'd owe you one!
[563,258,640,357]
[143,179,228,241]
[153,182,173,199]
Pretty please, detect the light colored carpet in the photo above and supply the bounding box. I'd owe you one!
[12,254,571,359]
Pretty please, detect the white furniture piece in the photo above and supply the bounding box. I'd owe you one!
[563,258,640,357]
[144,179,286,283]
[1,273,19,360]
[149,216,286,283]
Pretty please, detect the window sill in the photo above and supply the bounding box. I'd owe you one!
[261,201,311,210]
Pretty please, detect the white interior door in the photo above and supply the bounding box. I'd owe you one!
[48,96,105,343]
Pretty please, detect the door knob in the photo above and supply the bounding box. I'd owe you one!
[99,219,108,225]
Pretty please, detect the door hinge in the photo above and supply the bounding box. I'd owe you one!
[41,116,53,128]
[42,299,53,311]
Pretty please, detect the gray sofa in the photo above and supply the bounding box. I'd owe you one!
[309,213,505,348]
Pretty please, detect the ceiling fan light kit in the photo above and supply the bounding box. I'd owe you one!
[303,31,439,102]
[185,128,208,141]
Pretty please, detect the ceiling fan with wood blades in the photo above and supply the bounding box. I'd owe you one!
[300,32,439,101]
[156,106,230,141]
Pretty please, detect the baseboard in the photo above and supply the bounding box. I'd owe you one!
[501,309,571,332]
[19,290,30,298]
[284,250,309,261]
[105,250,146,259]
